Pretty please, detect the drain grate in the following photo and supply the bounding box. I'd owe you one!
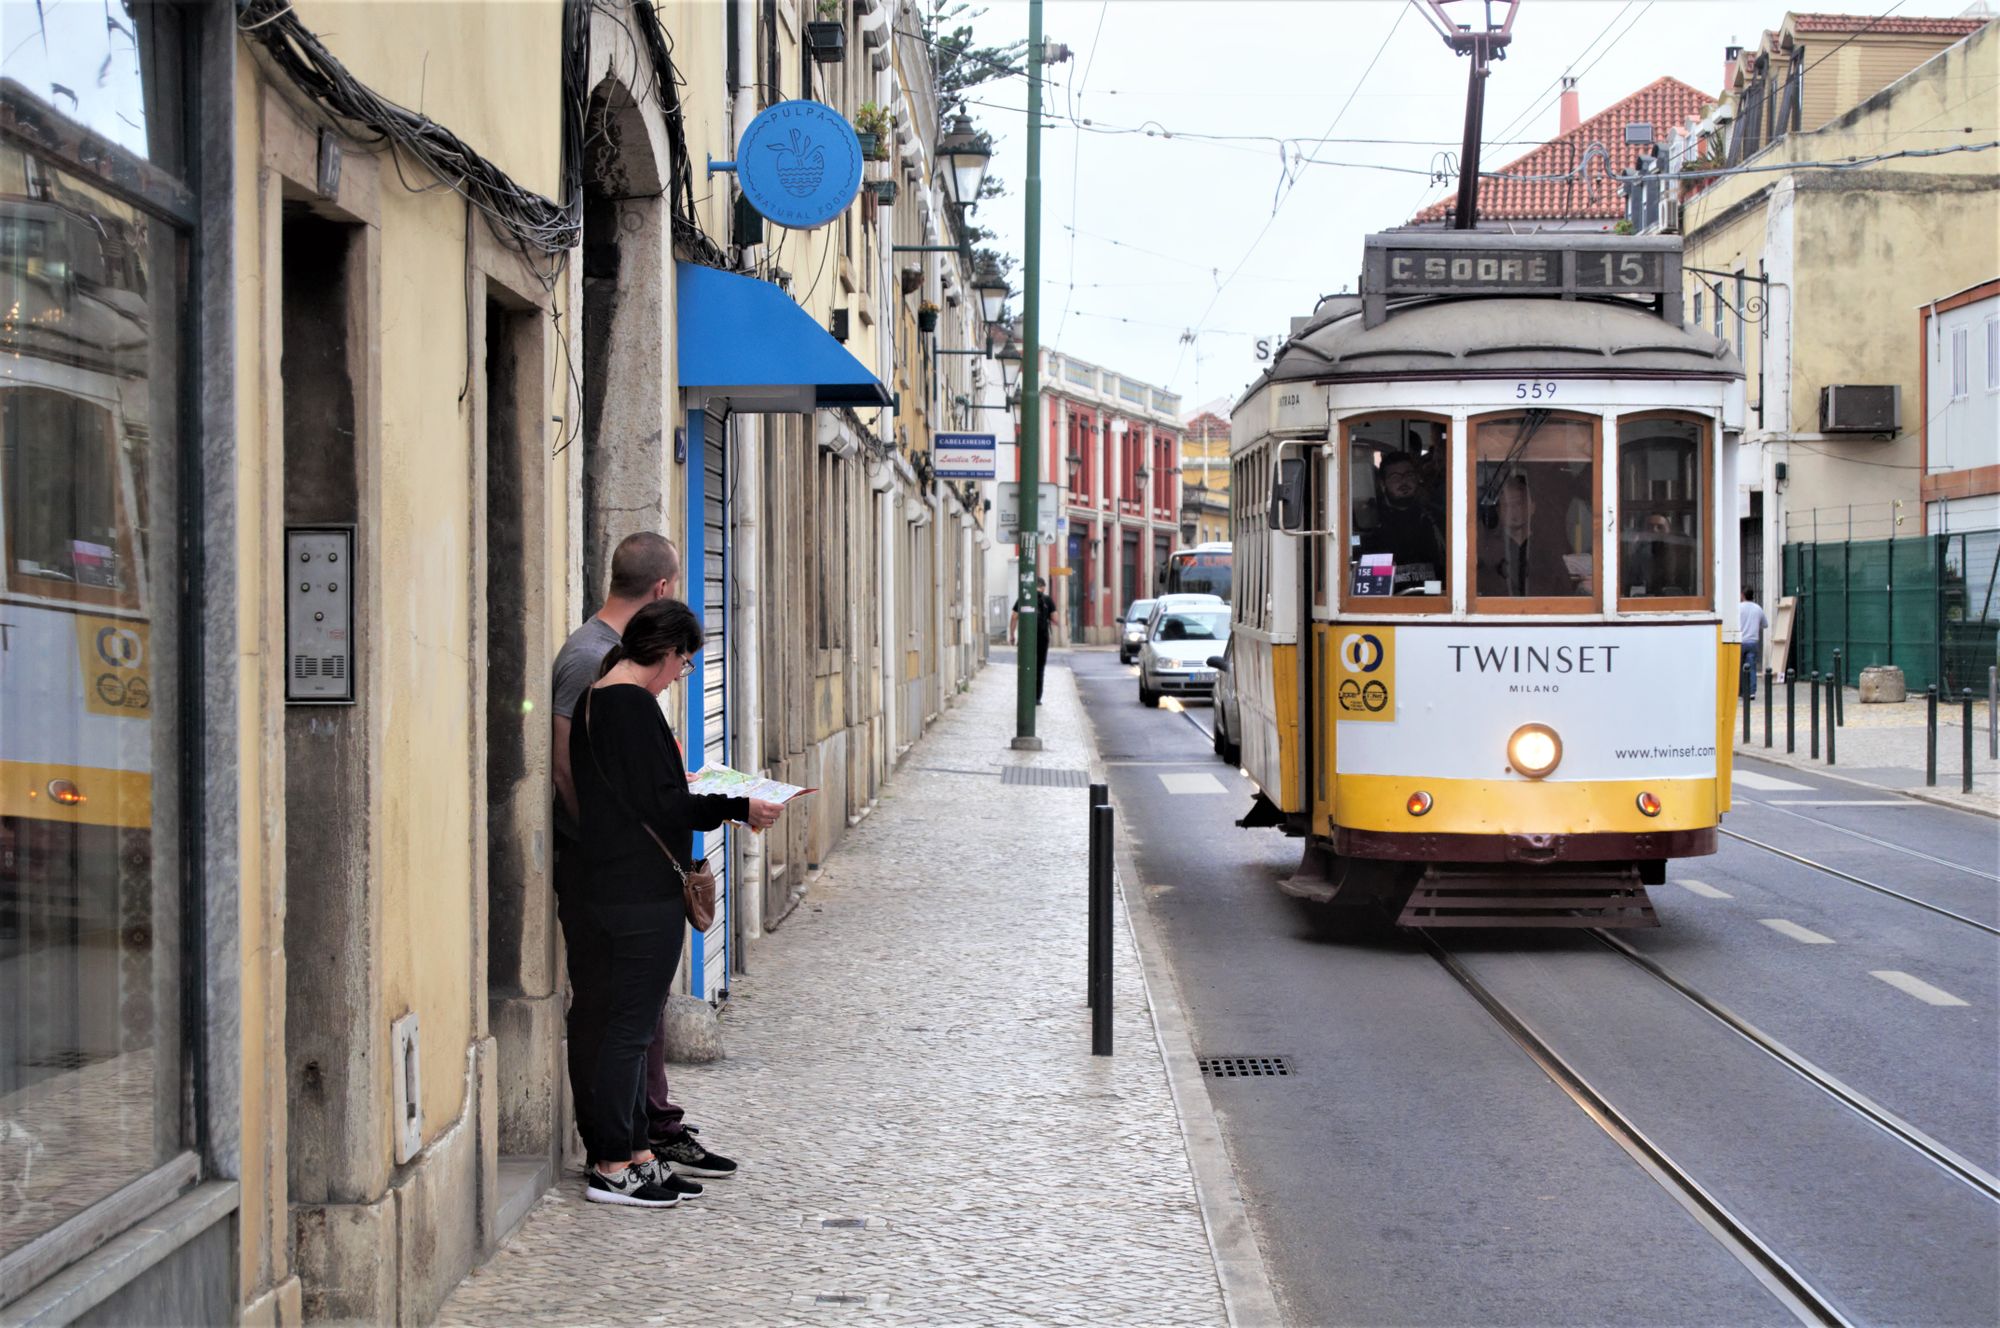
[1199,1055,1294,1078]
[1000,765,1091,788]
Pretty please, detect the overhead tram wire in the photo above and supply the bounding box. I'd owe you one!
[1167,0,1410,389]
[1054,1,1113,353]
[1485,0,1637,147]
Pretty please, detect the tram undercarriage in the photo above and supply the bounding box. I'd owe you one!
[1278,838,1663,929]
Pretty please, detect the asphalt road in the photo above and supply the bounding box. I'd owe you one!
[1065,646,2000,1328]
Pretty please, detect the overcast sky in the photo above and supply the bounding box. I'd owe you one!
[957,0,1987,413]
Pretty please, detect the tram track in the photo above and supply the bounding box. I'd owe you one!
[1719,828,1999,937]
[1420,932,1855,1328]
[1735,798,1999,883]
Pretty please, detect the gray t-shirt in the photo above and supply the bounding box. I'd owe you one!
[552,616,621,841]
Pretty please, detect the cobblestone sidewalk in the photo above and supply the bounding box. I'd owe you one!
[440,659,1237,1327]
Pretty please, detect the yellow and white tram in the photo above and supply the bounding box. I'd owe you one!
[1228,232,1745,927]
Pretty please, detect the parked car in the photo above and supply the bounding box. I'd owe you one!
[1117,598,1157,663]
[1208,638,1241,765]
[1138,602,1231,708]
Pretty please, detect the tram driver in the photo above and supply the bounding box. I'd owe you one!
[1477,471,1577,598]
[1354,450,1446,594]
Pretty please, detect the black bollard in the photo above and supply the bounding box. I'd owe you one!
[1743,675,1752,743]
[1810,673,1821,759]
[1926,685,1938,787]
[1087,782,1108,1007]
[1964,690,1976,794]
[1764,669,1774,748]
[1825,675,1837,765]
[1832,649,1844,726]
[1090,803,1114,1056]
[1786,670,1797,754]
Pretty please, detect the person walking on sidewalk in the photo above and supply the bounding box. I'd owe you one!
[1009,576,1059,705]
[552,533,737,1183]
[571,600,784,1207]
[1739,586,1767,699]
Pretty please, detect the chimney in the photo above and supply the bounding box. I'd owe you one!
[1559,77,1580,135]
[1724,44,1744,96]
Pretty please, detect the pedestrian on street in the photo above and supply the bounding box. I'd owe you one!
[571,599,784,1207]
[551,533,737,1185]
[1009,575,1059,705]
[1739,586,1767,699]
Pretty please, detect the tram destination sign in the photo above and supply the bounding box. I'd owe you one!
[1361,234,1681,327]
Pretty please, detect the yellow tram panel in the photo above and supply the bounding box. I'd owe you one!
[1717,630,1740,813]
[1333,774,1717,836]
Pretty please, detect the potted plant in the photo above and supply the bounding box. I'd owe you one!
[808,1,846,63]
[870,177,898,204]
[917,301,939,333]
[854,102,891,160]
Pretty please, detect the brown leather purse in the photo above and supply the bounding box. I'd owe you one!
[581,688,719,932]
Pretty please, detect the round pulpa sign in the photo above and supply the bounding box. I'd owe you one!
[737,100,864,230]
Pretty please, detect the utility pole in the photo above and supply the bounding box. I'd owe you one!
[1013,0,1045,749]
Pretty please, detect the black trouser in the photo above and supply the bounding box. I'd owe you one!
[577,897,686,1163]
[557,839,686,1160]
[1035,637,1050,703]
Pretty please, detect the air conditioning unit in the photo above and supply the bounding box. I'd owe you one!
[1820,384,1900,434]
[1660,197,1681,232]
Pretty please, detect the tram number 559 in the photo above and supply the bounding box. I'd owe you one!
[1515,381,1557,400]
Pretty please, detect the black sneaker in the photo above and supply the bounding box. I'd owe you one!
[657,1130,738,1178]
[638,1156,702,1199]
[585,1165,680,1208]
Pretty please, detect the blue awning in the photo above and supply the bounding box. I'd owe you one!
[676,261,891,412]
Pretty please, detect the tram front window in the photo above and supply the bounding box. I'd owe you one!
[1473,412,1597,602]
[1619,416,1706,604]
[1348,416,1447,599]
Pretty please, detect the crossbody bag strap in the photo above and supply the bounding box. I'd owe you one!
[581,686,691,889]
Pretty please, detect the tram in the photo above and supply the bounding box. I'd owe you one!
[1227,231,1745,927]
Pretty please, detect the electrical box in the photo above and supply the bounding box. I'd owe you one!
[286,526,355,704]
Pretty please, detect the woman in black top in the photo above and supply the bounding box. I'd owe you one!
[570,599,783,1207]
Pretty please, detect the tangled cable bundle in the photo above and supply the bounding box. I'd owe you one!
[235,0,586,261]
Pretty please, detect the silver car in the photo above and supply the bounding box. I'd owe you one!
[1209,637,1241,765]
[1117,598,1157,663]
[1138,603,1231,708]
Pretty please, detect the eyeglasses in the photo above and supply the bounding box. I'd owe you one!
[670,654,698,679]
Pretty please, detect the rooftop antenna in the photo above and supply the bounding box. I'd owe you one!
[1416,0,1521,229]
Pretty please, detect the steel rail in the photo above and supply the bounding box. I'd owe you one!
[1421,933,1854,1328]
[1737,801,1999,883]
[1591,930,2000,1203]
[1720,828,1999,937]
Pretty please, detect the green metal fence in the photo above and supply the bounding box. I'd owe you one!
[1782,530,2000,694]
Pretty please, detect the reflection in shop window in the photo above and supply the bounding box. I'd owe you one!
[1473,413,1596,601]
[0,141,185,1258]
[1347,416,1447,599]
[1619,417,1706,603]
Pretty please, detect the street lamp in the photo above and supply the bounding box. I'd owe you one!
[973,259,1010,326]
[937,112,992,211]
[997,343,1022,394]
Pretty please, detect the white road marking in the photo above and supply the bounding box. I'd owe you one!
[1869,971,1970,1006]
[1677,879,1733,899]
[1733,770,1816,792]
[1766,799,1911,807]
[1760,918,1835,944]
[1159,772,1228,796]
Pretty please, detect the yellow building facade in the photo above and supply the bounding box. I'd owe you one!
[2,2,994,1322]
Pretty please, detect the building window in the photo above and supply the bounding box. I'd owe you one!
[1987,317,1999,391]
[1618,415,1708,607]
[1734,271,1746,358]
[1950,326,1969,400]
[1344,415,1448,604]
[1712,282,1724,339]
[1693,288,1704,328]
[1,25,192,1266]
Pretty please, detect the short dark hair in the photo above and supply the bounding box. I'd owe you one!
[1742,586,1755,600]
[608,533,680,600]
[598,598,704,678]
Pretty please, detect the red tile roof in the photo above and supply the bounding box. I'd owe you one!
[1410,76,1713,225]
[1788,12,1989,37]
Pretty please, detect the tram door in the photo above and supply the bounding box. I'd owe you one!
[688,408,730,998]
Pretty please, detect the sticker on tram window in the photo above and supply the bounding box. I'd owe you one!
[1513,381,1558,400]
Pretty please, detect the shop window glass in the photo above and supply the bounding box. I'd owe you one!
[1473,413,1596,601]
[1347,417,1447,600]
[0,143,185,1254]
[1619,417,1706,603]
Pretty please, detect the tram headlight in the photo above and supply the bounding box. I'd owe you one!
[1506,724,1562,779]
[47,779,85,807]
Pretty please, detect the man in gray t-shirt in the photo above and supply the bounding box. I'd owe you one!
[554,533,739,1180]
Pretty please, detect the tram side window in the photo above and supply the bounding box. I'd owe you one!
[1347,417,1447,599]
[1472,413,1596,601]
[1619,416,1706,603]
